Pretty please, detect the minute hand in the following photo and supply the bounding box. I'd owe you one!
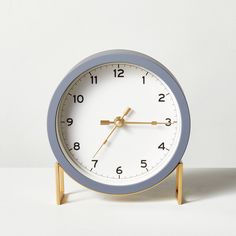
[125,121,177,125]
[100,120,177,125]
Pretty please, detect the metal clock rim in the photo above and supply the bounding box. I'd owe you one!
[47,49,191,195]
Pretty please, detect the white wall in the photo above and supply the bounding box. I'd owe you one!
[0,0,235,167]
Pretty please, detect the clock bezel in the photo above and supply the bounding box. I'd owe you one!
[47,50,191,195]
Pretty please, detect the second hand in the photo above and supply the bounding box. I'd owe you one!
[92,107,131,159]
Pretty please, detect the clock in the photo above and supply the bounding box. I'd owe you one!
[47,50,190,195]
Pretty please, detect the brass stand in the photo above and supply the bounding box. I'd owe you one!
[55,163,65,205]
[55,162,183,205]
[176,162,183,204]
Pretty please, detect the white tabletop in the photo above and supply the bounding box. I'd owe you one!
[0,168,235,236]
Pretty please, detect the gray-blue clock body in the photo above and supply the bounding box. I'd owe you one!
[47,50,190,195]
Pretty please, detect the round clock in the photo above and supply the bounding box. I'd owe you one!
[47,50,190,195]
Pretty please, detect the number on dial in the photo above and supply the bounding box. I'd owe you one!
[73,95,84,103]
[113,69,124,78]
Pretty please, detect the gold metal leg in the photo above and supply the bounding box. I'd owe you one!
[54,162,184,205]
[176,162,183,205]
[55,163,65,205]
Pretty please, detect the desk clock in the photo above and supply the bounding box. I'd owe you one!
[47,50,190,204]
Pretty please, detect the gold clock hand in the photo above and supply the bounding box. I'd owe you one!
[92,125,117,158]
[100,120,177,125]
[92,107,131,158]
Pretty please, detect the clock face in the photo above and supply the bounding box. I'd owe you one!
[56,63,182,186]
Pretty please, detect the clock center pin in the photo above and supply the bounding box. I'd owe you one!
[114,116,125,127]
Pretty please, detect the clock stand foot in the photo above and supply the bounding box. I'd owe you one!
[55,162,183,205]
[176,162,183,205]
[55,163,65,205]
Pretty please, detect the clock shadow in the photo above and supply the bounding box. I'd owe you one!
[62,168,236,204]
[100,168,236,203]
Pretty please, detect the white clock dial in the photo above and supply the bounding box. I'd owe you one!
[57,63,181,186]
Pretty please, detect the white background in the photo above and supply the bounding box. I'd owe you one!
[0,0,235,167]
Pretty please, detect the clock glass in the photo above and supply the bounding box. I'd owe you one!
[56,63,181,186]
